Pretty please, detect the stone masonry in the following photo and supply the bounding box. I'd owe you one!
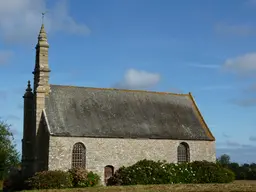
[48,136,216,184]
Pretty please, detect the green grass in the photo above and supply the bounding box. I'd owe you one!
[21,181,256,192]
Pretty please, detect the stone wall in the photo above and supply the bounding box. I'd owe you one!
[48,136,216,185]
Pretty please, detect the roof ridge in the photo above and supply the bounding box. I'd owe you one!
[50,84,189,96]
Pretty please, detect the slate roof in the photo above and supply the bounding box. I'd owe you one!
[44,84,215,141]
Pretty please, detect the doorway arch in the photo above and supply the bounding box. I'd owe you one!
[104,165,114,185]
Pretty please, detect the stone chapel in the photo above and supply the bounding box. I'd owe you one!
[21,24,216,185]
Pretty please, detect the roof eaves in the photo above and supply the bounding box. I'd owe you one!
[42,109,52,135]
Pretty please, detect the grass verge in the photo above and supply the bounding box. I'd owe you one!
[21,180,256,192]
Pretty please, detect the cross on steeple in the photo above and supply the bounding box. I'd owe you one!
[41,11,47,24]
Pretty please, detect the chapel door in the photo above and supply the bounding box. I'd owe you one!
[104,165,114,185]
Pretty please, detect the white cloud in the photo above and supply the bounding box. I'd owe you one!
[223,53,256,107]
[0,50,13,65]
[188,63,220,69]
[215,23,256,36]
[223,53,256,75]
[0,0,90,45]
[115,69,161,89]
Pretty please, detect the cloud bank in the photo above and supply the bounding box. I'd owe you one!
[0,0,90,45]
[223,53,256,76]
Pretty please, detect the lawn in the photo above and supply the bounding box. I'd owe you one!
[19,180,256,192]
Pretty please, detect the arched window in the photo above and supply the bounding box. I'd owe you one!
[104,165,114,185]
[72,142,86,168]
[177,142,190,163]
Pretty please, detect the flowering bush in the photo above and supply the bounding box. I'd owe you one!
[26,170,73,189]
[68,167,88,187]
[68,168,100,187]
[190,161,235,183]
[107,159,235,186]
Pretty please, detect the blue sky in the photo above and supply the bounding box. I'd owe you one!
[0,0,256,163]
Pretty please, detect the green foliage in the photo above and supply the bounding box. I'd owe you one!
[217,154,230,167]
[229,163,256,180]
[26,170,73,189]
[68,167,100,187]
[26,169,100,190]
[86,171,101,187]
[190,161,235,183]
[108,159,235,186]
[0,120,20,180]
[69,167,88,187]
[107,160,168,185]
[2,168,25,191]
[217,154,256,180]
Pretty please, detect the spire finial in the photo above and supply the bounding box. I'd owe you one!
[41,11,48,25]
[37,12,49,48]
[42,12,45,24]
[26,80,32,92]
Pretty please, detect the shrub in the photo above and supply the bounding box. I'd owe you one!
[26,170,72,189]
[68,167,88,187]
[108,159,170,185]
[68,168,100,188]
[2,168,26,191]
[108,159,177,185]
[191,161,235,183]
[86,171,100,187]
[247,170,256,180]
[108,159,235,186]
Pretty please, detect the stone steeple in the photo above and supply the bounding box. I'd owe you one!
[33,24,51,142]
[33,24,51,170]
[33,24,51,95]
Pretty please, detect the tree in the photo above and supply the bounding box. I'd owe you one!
[217,154,231,167]
[0,119,20,179]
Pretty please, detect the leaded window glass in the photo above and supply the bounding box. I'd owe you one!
[72,142,86,168]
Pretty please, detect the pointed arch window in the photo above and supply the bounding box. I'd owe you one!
[72,142,86,168]
[177,142,190,163]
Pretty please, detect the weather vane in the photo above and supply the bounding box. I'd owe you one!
[41,11,48,24]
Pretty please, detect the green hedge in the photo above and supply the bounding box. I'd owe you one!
[25,169,100,190]
[107,160,235,186]
[26,170,73,189]
[25,168,100,190]
[3,168,101,190]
